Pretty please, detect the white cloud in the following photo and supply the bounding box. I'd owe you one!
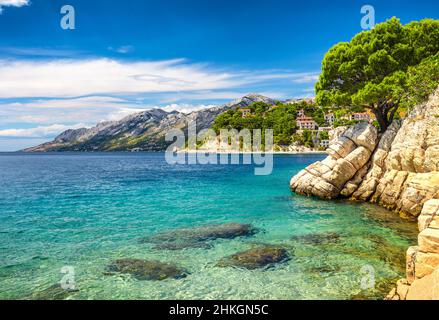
[0,0,29,13]
[0,58,319,99]
[0,58,233,98]
[290,72,320,84]
[0,123,87,138]
[0,96,143,125]
[0,47,82,58]
[108,45,135,54]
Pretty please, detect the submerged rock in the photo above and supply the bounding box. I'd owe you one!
[141,223,258,250]
[28,284,78,300]
[217,245,290,270]
[105,259,189,281]
[152,240,213,251]
[291,232,341,245]
[350,277,399,300]
[306,263,342,275]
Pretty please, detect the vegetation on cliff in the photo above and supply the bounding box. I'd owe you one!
[316,17,439,133]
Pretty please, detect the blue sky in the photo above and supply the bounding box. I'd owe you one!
[0,0,437,151]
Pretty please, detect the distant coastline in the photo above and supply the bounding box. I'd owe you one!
[178,150,328,155]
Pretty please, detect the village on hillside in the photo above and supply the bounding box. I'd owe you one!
[214,98,376,151]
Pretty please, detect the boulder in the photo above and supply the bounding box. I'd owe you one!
[345,147,372,171]
[418,199,439,231]
[418,228,439,255]
[291,232,341,245]
[342,122,378,152]
[396,172,439,217]
[406,267,439,300]
[327,137,356,159]
[217,245,290,270]
[290,123,378,199]
[141,223,258,250]
[415,251,439,279]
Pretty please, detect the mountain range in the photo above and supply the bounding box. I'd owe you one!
[24,94,278,152]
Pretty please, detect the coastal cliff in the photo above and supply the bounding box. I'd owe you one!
[290,87,439,300]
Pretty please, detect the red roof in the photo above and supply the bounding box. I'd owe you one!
[297,116,315,122]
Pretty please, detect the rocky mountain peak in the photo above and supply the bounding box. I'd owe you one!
[225,93,276,109]
[25,93,278,152]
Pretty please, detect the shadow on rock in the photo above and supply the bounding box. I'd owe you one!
[105,259,189,281]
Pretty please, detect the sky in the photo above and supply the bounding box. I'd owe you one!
[0,0,437,151]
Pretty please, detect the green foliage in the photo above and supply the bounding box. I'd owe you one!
[212,102,325,147]
[291,130,317,148]
[319,131,330,140]
[316,17,439,132]
[333,119,360,128]
[404,53,439,107]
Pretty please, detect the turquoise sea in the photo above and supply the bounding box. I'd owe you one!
[0,153,417,300]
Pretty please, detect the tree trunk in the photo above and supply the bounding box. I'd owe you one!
[368,102,399,133]
[371,108,388,133]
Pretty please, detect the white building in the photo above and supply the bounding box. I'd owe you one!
[320,140,330,148]
[325,113,336,125]
[297,116,317,130]
[239,108,252,118]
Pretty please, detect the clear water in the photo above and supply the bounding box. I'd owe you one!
[0,153,417,300]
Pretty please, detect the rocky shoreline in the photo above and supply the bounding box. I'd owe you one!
[290,88,439,300]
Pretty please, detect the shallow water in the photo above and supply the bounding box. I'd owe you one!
[0,153,417,300]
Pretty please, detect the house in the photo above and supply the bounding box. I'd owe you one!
[297,116,317,130]
[320,140,330,148]
[324,113,336,125]
[239,108,252,118]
